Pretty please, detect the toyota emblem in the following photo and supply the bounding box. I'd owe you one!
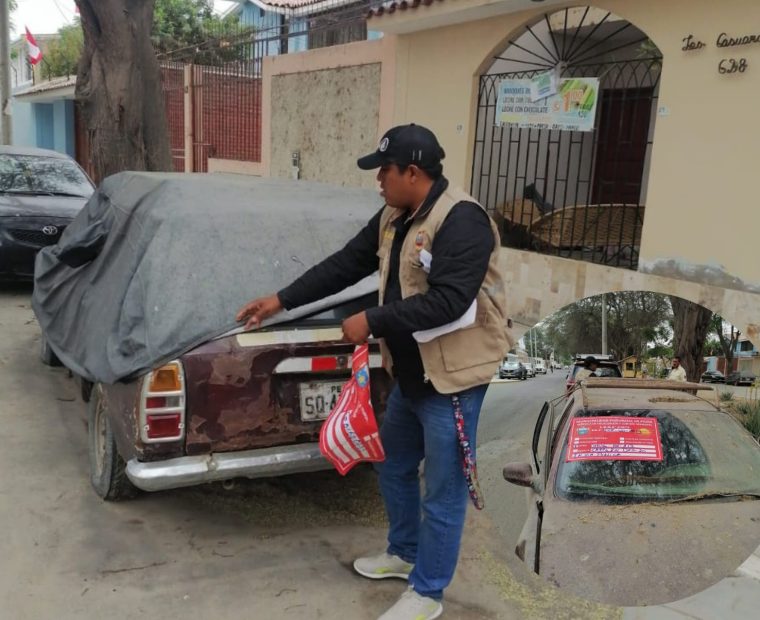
[42,226,58,236]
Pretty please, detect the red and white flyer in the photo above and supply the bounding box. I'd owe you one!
[566,416,663,462]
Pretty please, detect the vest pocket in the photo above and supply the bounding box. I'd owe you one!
[436,326,501,372]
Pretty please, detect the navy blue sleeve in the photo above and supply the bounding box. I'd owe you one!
[277,207,383,310]
[365,202,494,336]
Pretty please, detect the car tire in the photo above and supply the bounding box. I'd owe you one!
[40,335,62,367]
[88,384,138,501]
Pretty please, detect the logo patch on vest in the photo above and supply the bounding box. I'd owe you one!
[414,230,427,251]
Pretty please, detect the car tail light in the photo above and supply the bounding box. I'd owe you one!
[140,361,185,443]
[148,364,182,392]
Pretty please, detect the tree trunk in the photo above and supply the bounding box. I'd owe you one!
[75,0,171,182]
[669,297,713,382]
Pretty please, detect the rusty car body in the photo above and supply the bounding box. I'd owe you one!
[88,295,392,500]
[503,379,760,606]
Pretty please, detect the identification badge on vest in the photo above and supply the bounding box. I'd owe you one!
[414,230,427,251]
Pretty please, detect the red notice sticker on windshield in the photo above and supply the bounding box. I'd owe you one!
[566,416,663,462]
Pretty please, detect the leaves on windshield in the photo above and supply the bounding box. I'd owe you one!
[0,154,92,197]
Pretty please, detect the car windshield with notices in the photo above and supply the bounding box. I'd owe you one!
[0,154,92,197]
[555,408,760,503]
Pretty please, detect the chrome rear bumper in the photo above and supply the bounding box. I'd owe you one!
[126,443,332,492]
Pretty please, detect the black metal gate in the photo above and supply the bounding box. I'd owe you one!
[471,8,662,270]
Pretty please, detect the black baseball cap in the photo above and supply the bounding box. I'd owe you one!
[357,123,446,170]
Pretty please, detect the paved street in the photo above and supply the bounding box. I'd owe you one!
[1,285,757,620]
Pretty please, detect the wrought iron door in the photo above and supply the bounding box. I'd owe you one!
[471,8,662,269]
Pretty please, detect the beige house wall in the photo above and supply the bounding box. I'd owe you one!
[382,0,760,290]
[257,37,397,188]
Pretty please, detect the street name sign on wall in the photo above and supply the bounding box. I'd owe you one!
[496,77,600,132]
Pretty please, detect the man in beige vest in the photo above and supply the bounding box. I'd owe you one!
[668,356,688,382]
[237,124,509,620]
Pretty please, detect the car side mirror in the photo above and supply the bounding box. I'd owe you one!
[503,462,539,489]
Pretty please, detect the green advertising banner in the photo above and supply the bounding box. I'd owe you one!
[496,77,600,132]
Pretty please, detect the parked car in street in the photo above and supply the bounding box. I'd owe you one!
[726,371,757,386]
[499,359,527,380]
[534,358,547,374]
[523,361,536,378]
[700,369,726,383]
[565,354,621,393]
[502,379,760,607]
[34,173,393,500]
[0,146,93,280]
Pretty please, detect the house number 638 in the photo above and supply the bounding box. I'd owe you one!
[719,58,748,74]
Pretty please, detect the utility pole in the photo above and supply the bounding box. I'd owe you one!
[601,293,608,356]
[0,0,11,144]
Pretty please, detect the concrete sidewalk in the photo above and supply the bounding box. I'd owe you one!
[623,547,760,620]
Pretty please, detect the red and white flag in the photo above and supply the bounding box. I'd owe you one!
[25,27,43,65]
[319,344,385,475]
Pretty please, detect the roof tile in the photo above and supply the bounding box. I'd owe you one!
[367,0,443,20]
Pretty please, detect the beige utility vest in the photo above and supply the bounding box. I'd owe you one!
[376,186,511,394]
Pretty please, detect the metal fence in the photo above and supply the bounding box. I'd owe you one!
[157,1,384,172]
[472,57,662,270]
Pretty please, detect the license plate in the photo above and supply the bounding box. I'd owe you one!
[299,381,344,421]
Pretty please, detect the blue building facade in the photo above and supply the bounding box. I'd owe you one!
[12,90,77,158]
[8,33,77,159]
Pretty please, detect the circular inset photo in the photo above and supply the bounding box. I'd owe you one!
[490,292,760,607]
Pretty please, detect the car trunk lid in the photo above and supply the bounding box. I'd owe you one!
[179,326,390,456]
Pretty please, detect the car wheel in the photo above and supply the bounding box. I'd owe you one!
[88,384,138,501]
[40,335,62,367]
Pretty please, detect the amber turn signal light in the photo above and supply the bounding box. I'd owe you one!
[148,363,182,392]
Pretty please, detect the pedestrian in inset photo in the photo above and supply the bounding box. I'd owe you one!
[236,123,510,620]
[668,355,688,382]
[574,355,599,382]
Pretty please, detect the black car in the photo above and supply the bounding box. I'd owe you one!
[0,146,93,280]
[499,360,527,380]
[725,371,756,386]
[700,370,725,383]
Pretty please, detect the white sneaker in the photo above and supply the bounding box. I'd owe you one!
[378,587,443,620]
[353,551,414,580]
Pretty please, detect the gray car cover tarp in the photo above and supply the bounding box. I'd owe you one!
[32,172,382,384]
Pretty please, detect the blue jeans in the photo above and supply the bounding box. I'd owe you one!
[375,382,488,601]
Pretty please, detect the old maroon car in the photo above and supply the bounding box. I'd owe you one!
[88,294,391,500]
[32,172,392,501]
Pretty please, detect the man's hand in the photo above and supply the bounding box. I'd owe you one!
[236,294,283,330]
[342,311,371,345]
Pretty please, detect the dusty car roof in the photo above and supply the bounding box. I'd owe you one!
[572,378,719,411]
